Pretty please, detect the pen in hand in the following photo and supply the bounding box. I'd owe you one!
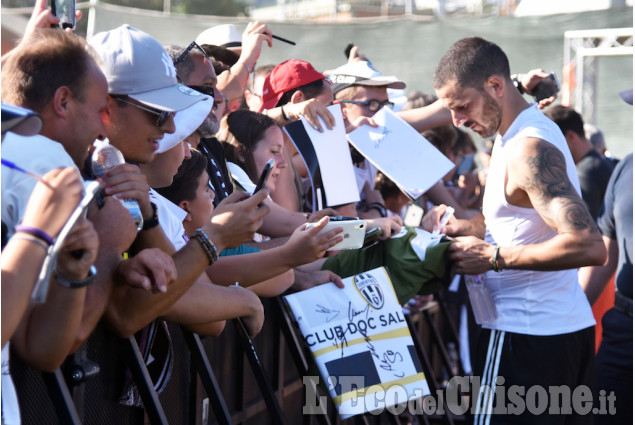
[1,158,45,182]
[432,206,454,237]
[272,34,295,45]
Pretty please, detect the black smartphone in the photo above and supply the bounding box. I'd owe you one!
[531,72,560,102]
[344,43,355,59]
[51,0,76,29]
[252,158,274,195]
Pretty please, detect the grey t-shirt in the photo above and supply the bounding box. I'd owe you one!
[576,149,615,220]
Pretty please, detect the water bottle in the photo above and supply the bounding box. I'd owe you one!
[464,274,498,325]
[91,139,144,231]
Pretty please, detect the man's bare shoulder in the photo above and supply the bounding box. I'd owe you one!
[506,136,569,190]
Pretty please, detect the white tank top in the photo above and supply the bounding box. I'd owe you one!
[481,105,595,336]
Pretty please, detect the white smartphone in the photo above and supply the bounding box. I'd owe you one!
[403,203,425,227]
[306,218,366,250]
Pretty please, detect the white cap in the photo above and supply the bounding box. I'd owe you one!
[195,24,242,49]
[328,61,406,94]
[89,25,208,112]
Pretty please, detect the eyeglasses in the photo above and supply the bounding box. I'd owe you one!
[338,99,394,113]
[111,96,174,128]
[174,41,209,67]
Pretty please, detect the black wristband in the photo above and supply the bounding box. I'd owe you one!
[142,202,159,230]
[367,202,387,218]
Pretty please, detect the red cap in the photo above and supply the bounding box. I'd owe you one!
[259,59,325,112]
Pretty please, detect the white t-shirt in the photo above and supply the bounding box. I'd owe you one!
[1,132,78,238]
[481,104,594,336]
[1,344,20,425]
[149,189,189,251]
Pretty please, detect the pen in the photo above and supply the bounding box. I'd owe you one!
[432,206,454,236]
[272,34,295,45]
[1,158,44,182]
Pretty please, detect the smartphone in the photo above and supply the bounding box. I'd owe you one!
[327,216,358,222]
[403,203,424,228]
[306,218,366,251]
[51,0,76,30]
[455,153,474,176]
[252,159,274,195]
[531,72,560,102]
[363,226,382,248]
[344,43,355,59]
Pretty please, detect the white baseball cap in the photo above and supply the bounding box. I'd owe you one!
[195,24,242,49]
[89,25,208,112]
[328,61,406,94]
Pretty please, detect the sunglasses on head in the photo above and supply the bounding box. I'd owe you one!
[110,95,174,128]
[174,41,210,67]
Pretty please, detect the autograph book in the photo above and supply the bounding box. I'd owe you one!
[284,267,429,418]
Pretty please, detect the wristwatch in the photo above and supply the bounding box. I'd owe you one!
[55,265,97,289]
[511,74,525,95]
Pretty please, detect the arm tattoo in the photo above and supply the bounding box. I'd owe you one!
[520,143,596,232]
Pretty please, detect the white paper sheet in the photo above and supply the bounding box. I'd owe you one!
[347,107,455,200]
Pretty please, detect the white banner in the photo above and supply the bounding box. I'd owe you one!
[284,267,430,418]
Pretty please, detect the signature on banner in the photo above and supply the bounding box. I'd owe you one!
[315,301,406,378]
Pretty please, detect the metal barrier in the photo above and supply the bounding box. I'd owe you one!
[10,292,464,424]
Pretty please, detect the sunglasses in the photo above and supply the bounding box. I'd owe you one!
[338,99,394,113]
[188,85,215,102]
[174,41,210,66]
[111,95,174,128]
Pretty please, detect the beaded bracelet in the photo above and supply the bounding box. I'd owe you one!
[191,229,219,265]
[15,225,54,246]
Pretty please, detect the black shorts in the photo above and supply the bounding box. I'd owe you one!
[472,326,595,425]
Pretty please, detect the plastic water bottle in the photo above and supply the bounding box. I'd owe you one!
[91,139,143,231]
[464,274,498,325]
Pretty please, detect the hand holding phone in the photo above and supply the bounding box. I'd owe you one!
[531,72,560,102]
[253,159,274,196]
